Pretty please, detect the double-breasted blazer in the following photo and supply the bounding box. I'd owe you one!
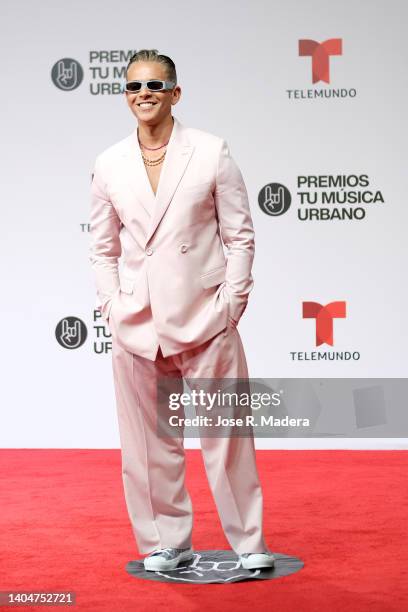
[89,115,255,360]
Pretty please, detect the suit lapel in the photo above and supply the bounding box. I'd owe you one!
[121,133,155,217]
[121,116,194,245]
[145,117,194,245]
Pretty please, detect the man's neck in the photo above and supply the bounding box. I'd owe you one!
[137,115,174,147]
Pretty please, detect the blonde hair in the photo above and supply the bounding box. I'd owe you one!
[126,49,177,83]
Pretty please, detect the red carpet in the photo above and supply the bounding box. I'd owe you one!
[1,449,407,611]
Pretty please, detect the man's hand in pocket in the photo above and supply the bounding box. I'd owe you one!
[227,315,238,329]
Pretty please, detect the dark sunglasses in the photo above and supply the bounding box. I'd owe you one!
[124,79,176,93]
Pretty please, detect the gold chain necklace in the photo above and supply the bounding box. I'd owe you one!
[141,149,166,166]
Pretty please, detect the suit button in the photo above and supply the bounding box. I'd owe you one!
[146,247,153,256]
[180,244,188,253]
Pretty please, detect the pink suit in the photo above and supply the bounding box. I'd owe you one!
[89,116,268,554]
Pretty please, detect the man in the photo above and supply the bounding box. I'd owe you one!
[89,49,274,572]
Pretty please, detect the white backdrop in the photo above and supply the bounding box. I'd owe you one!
[1,0,407,448]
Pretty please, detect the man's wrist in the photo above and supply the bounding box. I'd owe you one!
[100,289,119,322]
[223,286,249,324]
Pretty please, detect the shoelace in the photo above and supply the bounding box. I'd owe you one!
[150,547,189,558]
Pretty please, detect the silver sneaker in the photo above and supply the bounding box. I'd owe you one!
[143,547,194,571]
[239,551,275,569]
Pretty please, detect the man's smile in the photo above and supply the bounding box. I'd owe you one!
[137,101,158,109]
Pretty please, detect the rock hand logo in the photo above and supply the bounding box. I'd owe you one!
[51,58,83,91]
[258,183,291,216]
[56,317,87,349]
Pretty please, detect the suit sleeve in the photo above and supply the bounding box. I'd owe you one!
[214,139,255,323]
[89,155,121,322]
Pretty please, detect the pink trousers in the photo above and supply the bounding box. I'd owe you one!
[111,325,268,555]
